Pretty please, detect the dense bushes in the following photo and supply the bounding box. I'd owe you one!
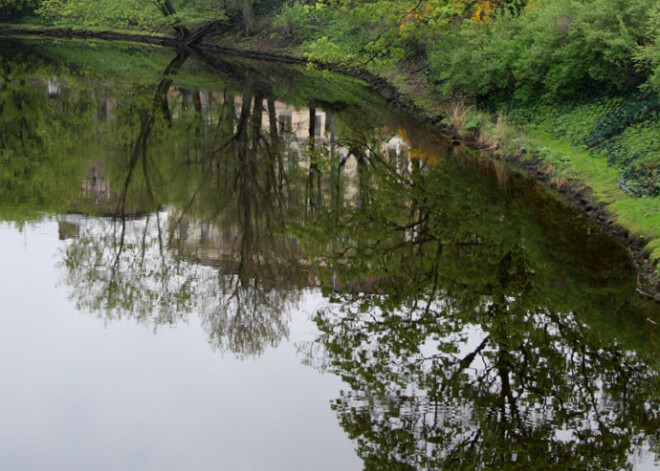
[269,0,660,102]
[508,91,660,195]
[272,1,384,62]
[272,1,309,38]
[638,5,660,93]
[420,0,660,196]
[0,0,40,19]
[4,0,227,29]
[428,0,658,102]
[37,0,159,28]
[602,113,660,196]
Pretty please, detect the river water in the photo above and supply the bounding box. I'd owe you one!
[1,38,659,470]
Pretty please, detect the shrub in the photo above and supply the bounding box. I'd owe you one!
[428,0,657,102]
[273,1,310,39]
[636,4,660,94]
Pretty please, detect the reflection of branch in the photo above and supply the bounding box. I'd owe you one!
[155,209,167,263]
[459,335,490,370]
[114,49,190,220]
[425,242,443,315]
[167,185,203,248]
[444,428,482,469]
[111,214,127,280]
[139,213,151,270]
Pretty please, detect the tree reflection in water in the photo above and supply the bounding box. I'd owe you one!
[303,145,660,470]
[59,53,322,357]
[49,43,384,357]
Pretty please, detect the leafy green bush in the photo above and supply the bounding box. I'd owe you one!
[635,4,660,94]
[428,0,657,101]
[587,91,659,145]
[509,100,616,145]
[273,1,310,38]
[36,0,225,29]
[272,2,384,63]
[0,0,41,19]
[304,35,351,64]
[508,90,660,196]
[602,114,660,195]
[37,0,157,28]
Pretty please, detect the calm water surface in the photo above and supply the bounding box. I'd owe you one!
[1,38,660,470]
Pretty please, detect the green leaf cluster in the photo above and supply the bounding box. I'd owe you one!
[273,0,388,61]
[35,0,226,29]
[636,3,660,93]
[429,0,659,101]
[0,0,41,19]
[37,0,161,28]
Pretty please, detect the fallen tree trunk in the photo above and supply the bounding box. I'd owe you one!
[156,0,190,37]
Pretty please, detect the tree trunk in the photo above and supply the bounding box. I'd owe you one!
[267,97,286,194]
[239,0,256,36]
[156,0,191,37]
[306,104,321,214]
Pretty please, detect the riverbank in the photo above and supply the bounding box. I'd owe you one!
[0,24,177,45]
[377,60,660,299]
[2,24,660,299]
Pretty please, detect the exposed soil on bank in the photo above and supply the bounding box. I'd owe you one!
[2,24,659,300]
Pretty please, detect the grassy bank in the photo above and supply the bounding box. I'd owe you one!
[436,97,660,264]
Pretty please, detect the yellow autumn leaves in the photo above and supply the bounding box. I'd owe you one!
[399,0,519,33]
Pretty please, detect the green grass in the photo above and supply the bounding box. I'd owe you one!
[507,93,660,196]
[524,130,660,262]
[429,86,660,264]
[0,23,170,38]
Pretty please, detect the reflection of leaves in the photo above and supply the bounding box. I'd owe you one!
[200,275,291,357]
[302,151,660,469]
[314,294,660,470]
[61,213,198,324]
[7,38,660,468]
[0,56,95,220]
[60,212,297,358]
[56,62,312,358]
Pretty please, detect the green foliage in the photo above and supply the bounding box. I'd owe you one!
[429,0,658,101]
[272,1,386,63]
[636,4,660,93]
[36,0,225,29]
[0,0,41,19]
[0,63,91,217]
[510,91,659,145]
[508,89,660,196]
[0,0,39,8]
[160,0,227,28]
[304,35,351,64]
[272,1,310,38]
[602,113,660,195]
[37,0,160,28]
